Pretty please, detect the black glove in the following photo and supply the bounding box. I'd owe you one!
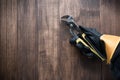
[79,26,106,58]
[69,36,94,58]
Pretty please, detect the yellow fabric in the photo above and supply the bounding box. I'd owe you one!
[100,34,120,64]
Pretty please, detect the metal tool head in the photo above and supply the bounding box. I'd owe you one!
[61,15,82,36]
[61,15,74,22]
[61,15,75,28]
[61,15,79,37]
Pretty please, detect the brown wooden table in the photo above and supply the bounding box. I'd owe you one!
[0,0,119,80]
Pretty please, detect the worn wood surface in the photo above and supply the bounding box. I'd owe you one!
[0,0,119,80]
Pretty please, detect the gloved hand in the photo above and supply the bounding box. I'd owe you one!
[69,36,94,58]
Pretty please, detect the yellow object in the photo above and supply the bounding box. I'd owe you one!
[100,34,120,64]
[76,38,88,47]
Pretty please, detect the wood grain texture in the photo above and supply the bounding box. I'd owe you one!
[0,0,120,80]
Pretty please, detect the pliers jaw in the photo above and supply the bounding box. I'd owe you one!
[61,15,76,28]
[61,15,82,37]
[61,15,73,20]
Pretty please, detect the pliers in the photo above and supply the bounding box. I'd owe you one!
[61,15,106,61]
[61,15,95,58]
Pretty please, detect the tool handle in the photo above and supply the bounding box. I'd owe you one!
[69,36,94,58]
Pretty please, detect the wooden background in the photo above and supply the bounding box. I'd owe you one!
[0,0,120,80]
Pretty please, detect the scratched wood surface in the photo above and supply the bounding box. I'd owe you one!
[0,0,119,80]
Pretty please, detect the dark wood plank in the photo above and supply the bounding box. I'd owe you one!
[59,0,102,80]
[78,0,102,80]
[0,0,7,80]
[17,0,38,80]
[5,0,17,80]
[100,0,120,80]
[37,0,60,79]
